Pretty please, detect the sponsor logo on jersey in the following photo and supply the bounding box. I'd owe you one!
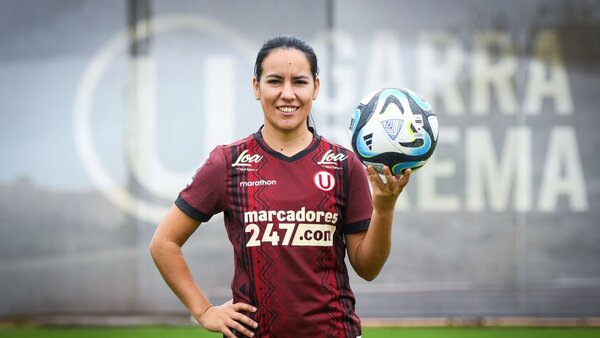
[243,207,339,247]
[239,179,277,187]
[232,149,263,167]
[292,223,336,246]
[314,171,335,191]
[244,207,339,224]
[317,149,348,165]
[317,149,347,170]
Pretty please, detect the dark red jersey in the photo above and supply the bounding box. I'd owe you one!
[177,129,373,338]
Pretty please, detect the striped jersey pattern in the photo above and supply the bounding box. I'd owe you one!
[176,130,373,337]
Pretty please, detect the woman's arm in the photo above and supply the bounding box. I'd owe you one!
[150,205,258,337]
[346,166,411,281]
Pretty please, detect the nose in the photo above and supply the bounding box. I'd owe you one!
[280,81,295,100]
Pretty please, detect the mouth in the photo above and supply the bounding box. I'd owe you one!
[277,106,299,114]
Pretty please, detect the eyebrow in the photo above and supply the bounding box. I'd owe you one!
[265,74,311,80]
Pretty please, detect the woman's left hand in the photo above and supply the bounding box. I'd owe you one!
[366,165,411,213]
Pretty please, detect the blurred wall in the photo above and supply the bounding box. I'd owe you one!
[1,0,599,318]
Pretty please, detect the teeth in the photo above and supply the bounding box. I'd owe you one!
[278,107,298,112]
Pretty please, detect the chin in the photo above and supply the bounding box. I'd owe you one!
[277,121,306,131]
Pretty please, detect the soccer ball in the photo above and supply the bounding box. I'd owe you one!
[348,87,439,175]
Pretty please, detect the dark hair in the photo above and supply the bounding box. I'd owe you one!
[254,36,319,81]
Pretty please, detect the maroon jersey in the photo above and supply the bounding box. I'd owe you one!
[176,129,373,338]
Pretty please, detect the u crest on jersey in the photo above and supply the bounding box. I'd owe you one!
[314,171,335,191]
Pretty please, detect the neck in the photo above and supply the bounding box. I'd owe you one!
[261,124,313,156]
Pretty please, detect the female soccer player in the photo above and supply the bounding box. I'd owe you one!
[150,36,411,338]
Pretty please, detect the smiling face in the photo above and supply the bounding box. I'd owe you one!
[253,48,320,137]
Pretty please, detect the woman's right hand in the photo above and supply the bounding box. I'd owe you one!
[197,299,258,337]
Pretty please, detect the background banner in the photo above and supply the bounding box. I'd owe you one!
[1,0,599,318]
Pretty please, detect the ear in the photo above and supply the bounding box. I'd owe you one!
[312,76,320,100]
[252,76,260,100]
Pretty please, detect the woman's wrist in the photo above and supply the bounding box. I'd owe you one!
[372,204,395,218]
[192,303,214,322]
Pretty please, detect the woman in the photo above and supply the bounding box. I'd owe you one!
[150,36,411,338]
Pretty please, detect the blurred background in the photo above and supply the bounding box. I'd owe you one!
[0,0,599,325]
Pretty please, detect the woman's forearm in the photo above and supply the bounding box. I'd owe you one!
[348,167,411,281]
[348,209,394,281]
[150,239,212,318]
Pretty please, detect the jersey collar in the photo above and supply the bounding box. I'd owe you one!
[254,126,321,162]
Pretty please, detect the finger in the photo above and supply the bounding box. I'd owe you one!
[392,168,411,192]
[399,168,412,186]
[366,165,378,177]
[222,326,236,338]
[232,312,258,330]
[382,166,395,189]
[228,319,255,337]
[232,302,257,313]
[366,166,384,191]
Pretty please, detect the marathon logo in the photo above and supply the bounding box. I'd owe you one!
[239,179,276,187]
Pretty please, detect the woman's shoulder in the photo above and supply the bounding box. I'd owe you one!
[318,135,357,157]
[212,133,256,151]
[204,133,260,164]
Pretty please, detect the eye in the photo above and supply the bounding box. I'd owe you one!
[267,79,281,84]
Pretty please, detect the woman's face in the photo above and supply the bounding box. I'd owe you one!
[253,48,320,135]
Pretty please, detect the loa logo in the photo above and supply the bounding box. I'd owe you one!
[317,149,348,165]
[314,171,335,191]
[232,149,263,167]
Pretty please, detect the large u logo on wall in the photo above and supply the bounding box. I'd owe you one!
[73,15,256,223]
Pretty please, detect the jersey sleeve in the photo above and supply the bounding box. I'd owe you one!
[175,146,227,222]
[343,154,373,234]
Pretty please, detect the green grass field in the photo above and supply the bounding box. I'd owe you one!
[0,326,599,338]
